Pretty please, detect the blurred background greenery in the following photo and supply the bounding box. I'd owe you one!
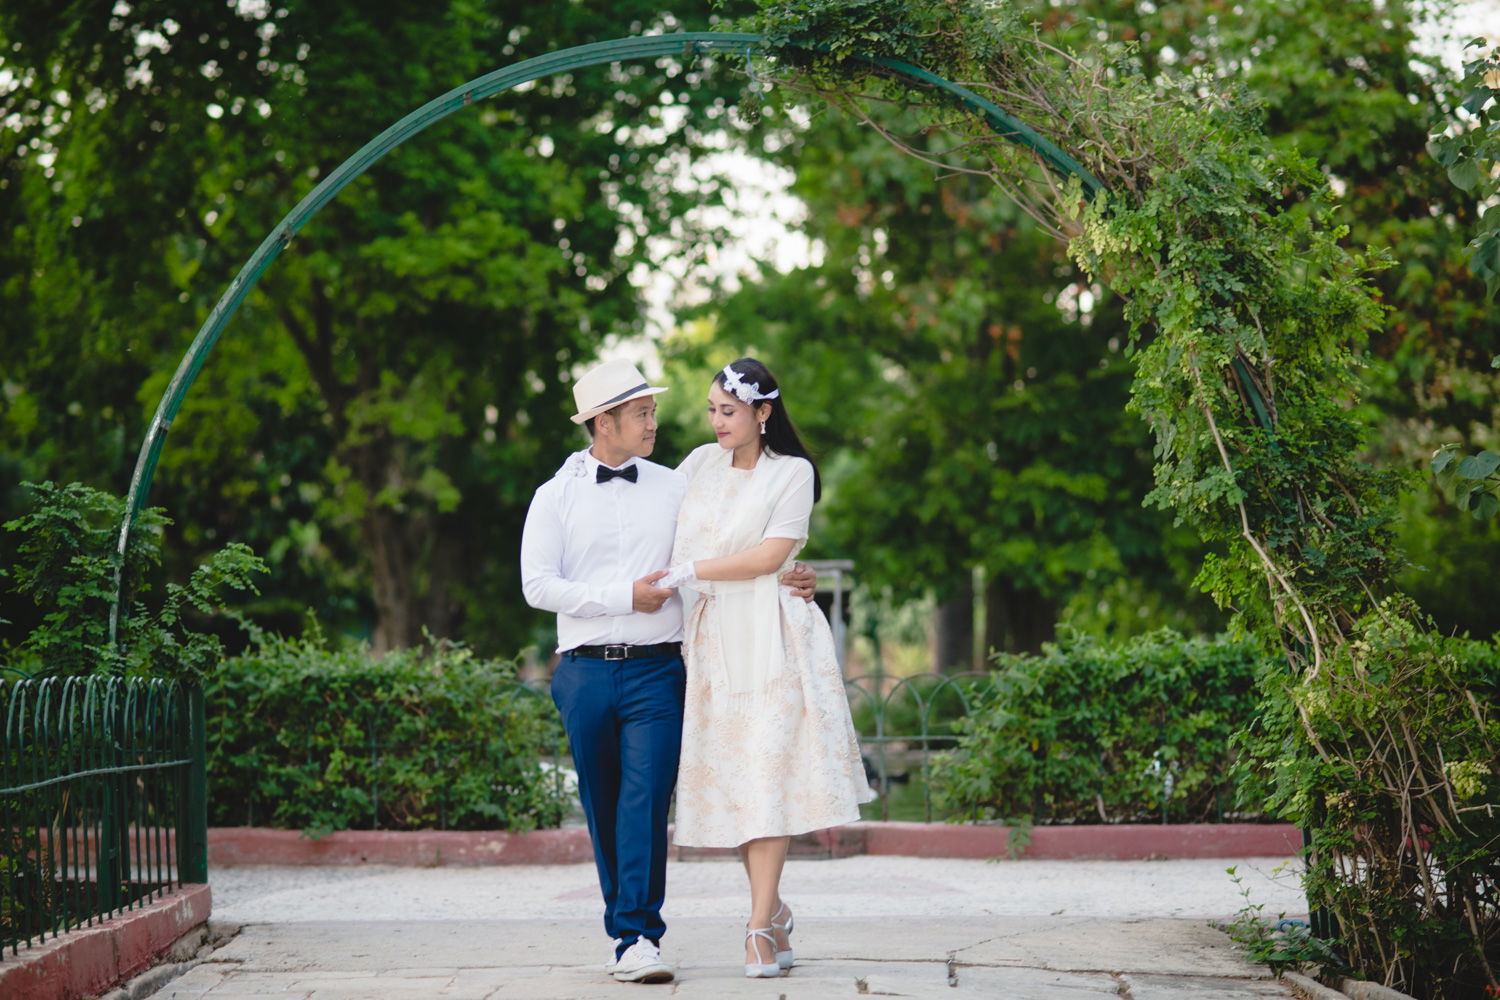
[3,0,1496,673]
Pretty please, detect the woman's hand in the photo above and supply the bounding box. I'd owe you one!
[658,562,701,590]
[779,561,817,603]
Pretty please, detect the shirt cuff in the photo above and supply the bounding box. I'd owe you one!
[605,581,634,616]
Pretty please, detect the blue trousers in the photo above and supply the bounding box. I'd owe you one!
[550,651,685,950]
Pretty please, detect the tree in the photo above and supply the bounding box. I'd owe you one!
[670,107,1220,662]
[1,0,753,652]
[1052,0,1500,638]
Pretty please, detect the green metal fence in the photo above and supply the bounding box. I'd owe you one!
[846,671,991,823]
[0,676,207,958]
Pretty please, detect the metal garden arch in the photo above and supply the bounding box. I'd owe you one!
[108,31,1105,640]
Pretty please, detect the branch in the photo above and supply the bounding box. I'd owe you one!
[1187,348,1325,678]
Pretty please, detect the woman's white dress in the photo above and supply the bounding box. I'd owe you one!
[670,443,874,848]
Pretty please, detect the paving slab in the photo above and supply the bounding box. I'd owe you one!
[954,916,1268,977]
[1122,972,1291,999]
[151,917,1297,999]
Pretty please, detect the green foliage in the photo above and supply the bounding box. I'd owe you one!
[1,481,264,679]
[206,625,569,836]
[1433,442,1500,520]
[1429,36,1500,299]
[0,0,758,654]
[676,32,1222,658]
[1234,601,1500,997]
[1048,0,1500,641]
[1224,865,1347,978]
[0,832,60,948]
[930,629,1271,824]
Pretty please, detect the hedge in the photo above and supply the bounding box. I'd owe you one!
[206,627,569,836]
[931,628,1275,824]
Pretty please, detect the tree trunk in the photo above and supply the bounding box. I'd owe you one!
[420,523,463,639]
[931,573,975,673]
[355,456,464,653]
[984,577,1056,656]
[364,503,418,655]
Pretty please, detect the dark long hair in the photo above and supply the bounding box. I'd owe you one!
[715,357,822,502]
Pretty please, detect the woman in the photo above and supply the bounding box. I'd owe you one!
[657,357,874,978]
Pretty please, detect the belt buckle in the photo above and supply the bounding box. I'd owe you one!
[604,644,629,661]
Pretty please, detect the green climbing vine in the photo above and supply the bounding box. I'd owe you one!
[741,2,1499,994]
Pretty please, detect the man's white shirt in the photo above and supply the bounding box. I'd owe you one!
[520,449,687,653]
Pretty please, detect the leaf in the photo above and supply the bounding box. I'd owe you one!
[1480,203,1500,237]
[1475,492,1500,520]
[1431,448,1456,474]
[1468,233,1500,300]
[1448,157,1483,192]
[1427,134,1462,167]
[1457,451,1500,480]
[1462,85,1495,115]
[1436,454,1464,492]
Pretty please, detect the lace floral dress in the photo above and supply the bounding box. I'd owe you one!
[670,443,874,848]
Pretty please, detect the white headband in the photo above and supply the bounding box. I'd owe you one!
[722,365,780,405]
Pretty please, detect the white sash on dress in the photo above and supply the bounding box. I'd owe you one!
[688,448,805,696]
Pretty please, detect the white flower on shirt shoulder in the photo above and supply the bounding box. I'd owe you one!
[557,449,591,480]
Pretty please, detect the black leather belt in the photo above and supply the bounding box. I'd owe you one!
[565,642,682,661]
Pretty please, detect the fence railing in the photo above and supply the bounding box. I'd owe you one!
[845,671,992,823]
[0,676,206,958]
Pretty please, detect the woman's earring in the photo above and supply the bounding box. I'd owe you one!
[759,421,767,436]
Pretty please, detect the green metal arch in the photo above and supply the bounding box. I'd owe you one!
[109,31,1104,642]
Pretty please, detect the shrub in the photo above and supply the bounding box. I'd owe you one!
[206,625,570,836]
[930,628,1273,824]
[1235,605,1500,997]
[2,480,264,680]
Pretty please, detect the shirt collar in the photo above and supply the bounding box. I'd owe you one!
[585,452,638,476]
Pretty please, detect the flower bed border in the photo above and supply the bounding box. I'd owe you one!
[0,884,211,1000]
[205,821,1300,866]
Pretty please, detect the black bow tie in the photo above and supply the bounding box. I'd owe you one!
[596,464,638,484]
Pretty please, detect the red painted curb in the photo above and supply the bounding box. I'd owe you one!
[858,821,1301,860]
[672,825,869,861]
[207,826,593,866]
[0,884,211,1000]
[207,822,1300,866]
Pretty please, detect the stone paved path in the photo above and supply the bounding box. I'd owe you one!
[149,855,1308,999]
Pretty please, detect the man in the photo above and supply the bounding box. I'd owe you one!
[520,359,814,984]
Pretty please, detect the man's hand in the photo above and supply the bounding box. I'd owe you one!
[779,561,818,603]
[632,570,673,613]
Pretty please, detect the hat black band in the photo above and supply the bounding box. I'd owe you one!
[594,382,651,410]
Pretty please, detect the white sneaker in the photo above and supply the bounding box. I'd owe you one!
[612,938,675,983]
[604,939,623,973]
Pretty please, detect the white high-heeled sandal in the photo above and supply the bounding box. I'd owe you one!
[770,901,794,970]
[744,926,783,978]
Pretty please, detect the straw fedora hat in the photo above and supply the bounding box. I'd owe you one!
[570,359,669,424]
